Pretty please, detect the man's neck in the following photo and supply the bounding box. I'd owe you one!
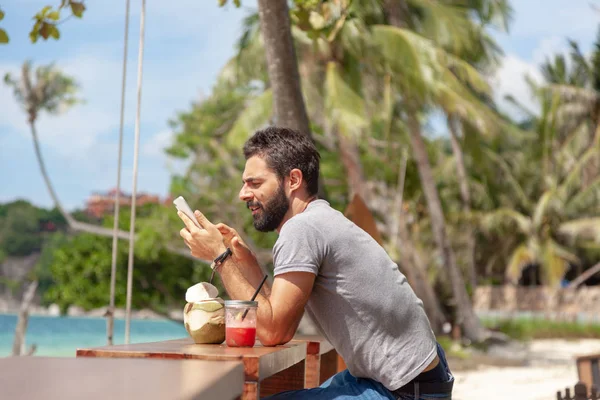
[276,195,317,233]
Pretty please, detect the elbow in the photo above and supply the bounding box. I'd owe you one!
[259,330,293,347]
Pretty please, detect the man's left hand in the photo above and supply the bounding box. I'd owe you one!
[178,210,226,261]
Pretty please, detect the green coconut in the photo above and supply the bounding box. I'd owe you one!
[183,299,225,344]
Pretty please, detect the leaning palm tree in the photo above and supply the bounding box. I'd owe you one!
[434,0,513,291]
[375,2,496,342]
[4,61,131,239]
[224,0,492,341]
[221,0,494,341]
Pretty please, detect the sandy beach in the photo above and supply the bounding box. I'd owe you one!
[452,339,600,400]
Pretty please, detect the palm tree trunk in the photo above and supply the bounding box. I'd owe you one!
[398,218,447,333]
[29,121,131,239]
[12,280,38,356]
[257,0,310,134]
[256,0,327,199]
[384,0,485,341]
[448,115,478,291]
[390,155,446,332]
[384,0,410,28]
[336,127,368,202]
[28,122,199,260]
[566,261,600,289]
[406,114,485,342]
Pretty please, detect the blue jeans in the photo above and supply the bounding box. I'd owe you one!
[262,343,453,400]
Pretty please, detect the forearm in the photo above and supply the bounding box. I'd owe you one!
[233,255,272,298]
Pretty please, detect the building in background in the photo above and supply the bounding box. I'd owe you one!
[85,188,172,218]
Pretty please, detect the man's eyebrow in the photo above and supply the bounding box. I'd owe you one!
[242,176,260,184]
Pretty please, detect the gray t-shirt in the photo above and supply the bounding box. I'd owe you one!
[273,199,437,391]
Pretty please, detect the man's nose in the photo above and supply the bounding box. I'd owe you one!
[239,186,253,202]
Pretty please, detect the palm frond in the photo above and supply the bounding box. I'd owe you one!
[558,140,600,198]
[484,149,533,211]
[541,240,574,287]
[532,190,557,231]
[558,218,600,242]
[407,0,474,53]
[225,89,273,149]
[542,84,599,108]
[474,0,513,32]
[503,94,537,120]
[324,62,368,135]
[4,61,80,121]
[505,244,533,284]
[565,176,600,216]
[480,208,531,235]
[371,25,435,101]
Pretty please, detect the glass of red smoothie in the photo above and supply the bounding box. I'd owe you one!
[224,300,258,347]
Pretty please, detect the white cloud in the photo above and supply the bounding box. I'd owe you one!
[532,36,569,65]
[491,54,544,118]
[143,130,172,157]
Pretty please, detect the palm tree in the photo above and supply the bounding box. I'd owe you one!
[255,0,311,133]
[4,61,131,240]
[470,58,600,285]
[533,30,600,186]
[224,0,492,341]
[378,2,492,342]
[442,0,513,291]
[480,119,600,287]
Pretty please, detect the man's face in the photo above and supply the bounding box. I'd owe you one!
[239,156,290,232]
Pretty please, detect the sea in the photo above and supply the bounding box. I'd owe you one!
[0,314,187,357]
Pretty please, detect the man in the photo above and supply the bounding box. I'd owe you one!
[178,126,454,399]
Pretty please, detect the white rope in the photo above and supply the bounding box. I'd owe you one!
[125,0,147,344]
[107,0,131,347]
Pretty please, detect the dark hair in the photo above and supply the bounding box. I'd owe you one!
[243,126,320,196]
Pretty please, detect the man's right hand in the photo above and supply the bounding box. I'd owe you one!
[215,223,259,268]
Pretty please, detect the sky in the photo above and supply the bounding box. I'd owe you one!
[0,0,598,211]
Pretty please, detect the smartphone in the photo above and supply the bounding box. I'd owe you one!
[173,196,201,228]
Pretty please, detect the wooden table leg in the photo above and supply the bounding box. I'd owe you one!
[242,381,259,400]
[260,360,305,398]
[304,352,321,388]
[319,349,339,385]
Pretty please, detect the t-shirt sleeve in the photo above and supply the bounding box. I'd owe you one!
[272,217,324,277]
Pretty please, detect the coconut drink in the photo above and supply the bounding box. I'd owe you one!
[183,282,225,344]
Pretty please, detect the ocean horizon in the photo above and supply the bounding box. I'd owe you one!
[0,313,187,357]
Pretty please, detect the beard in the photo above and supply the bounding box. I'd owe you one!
[247,185,290,232]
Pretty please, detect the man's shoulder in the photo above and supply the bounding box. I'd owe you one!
[278,201,330,237]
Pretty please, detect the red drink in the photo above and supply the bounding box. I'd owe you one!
[226,327,256,347]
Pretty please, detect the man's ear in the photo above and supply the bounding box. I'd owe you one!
[288,168,303,193]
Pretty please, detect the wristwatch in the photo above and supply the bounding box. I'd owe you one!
[209,248,232,284]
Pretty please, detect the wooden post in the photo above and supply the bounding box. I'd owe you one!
[575,382,588,400]
[576,353,600,390]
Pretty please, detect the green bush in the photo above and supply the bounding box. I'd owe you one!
[481,317,600,340]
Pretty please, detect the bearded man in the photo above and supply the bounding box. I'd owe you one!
[178,126,454,400]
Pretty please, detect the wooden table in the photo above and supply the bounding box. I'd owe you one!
[291,335,341,388]
[77,338,307,399]
[0,356,244,400]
